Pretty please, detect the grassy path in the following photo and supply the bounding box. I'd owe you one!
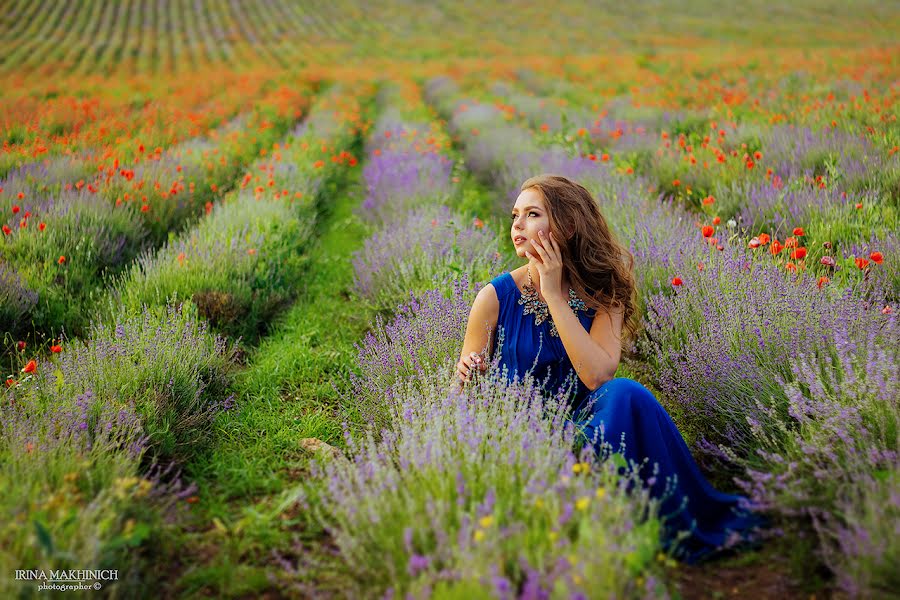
[160,158,377,598]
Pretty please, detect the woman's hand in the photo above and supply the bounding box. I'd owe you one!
[525,230,564,302]
[456,351,487,383]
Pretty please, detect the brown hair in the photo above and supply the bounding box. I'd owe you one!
[520,174,640,344]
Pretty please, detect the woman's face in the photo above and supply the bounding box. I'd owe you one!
[510,188,551,259]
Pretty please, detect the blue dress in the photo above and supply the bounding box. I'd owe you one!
[488,271,763,563]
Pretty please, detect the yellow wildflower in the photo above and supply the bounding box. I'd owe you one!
[595,486,606,499]
[575,497,590,511]
[473,529,485,542]
[534,498,544,509]
[478,515,494,528]
[549,531,558,542]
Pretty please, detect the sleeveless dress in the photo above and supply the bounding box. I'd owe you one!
[487,271,764,563]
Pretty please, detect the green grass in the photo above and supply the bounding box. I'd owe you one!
[157,161,378,597]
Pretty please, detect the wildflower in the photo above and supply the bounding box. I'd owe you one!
[50,344,62,353]
[883,306,893,314]
[5,378,15,387]
[473,529,485,542]
[601,153,610,161]
[12,205,20,214]
[38,222,46,232]
[712,216,721,225]
[185,496,199,504]
[770,241,783,255]
[473,217,484,229]
[671,276,683,286]
[855,257,869,269]
[869,251,883,264]
[701,225,714,237]
[588,154,597,161]
[595,487,606,499]
[478,515,494,528]
[748,237,761,249]
[141,204,150,213]
[790,247,807,260]
[1,225,10,235]
[430,219,438,227]
[313,160,324,168]
[58,256,66,265]
[572,462,590,474]
[855,202,863,209]
[17,192,24,200]
[784,237,798,248]
[22,360,37,374]
[793,227,804,236]
[754,151,763,160]
[817,276,829,288]
[820,256,836,268]
[672,179,681,187]
[16,341,25,351]
[575,497,590,511]
[785,262,797,273]
[758,233,770,245]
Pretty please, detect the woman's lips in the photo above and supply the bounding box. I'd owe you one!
[513,236,527,245]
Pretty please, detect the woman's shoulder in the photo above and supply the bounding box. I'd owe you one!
[488,269,523,300]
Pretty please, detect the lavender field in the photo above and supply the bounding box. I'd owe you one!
[1,1,898,598]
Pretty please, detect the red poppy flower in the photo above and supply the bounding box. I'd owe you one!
[601,153,610,162]
[712,216,721,225]
[792,227,804,236]
[869,251,883,264]
[748,237,761,249]
[58,256,66,265]
[1,225,10,235]
[473,217,484,229]
[785,262,797,273]
[702,196,715,205]
[758,233,770,245]
[12,205,20,214]
[671,276,683,286]
[784,237,798,248]
[701,225,714,237]
[38,222,46,232]
[820,256,836,268]
[50,345,62,353]
[5,378,14,387]
[770,241,783,255]
[855,257,869,269]
[790,247,807,260]
[817,276,829,288]
[21,360,36,374]
[16,341,25,351]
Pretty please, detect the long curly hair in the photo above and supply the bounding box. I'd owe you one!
[520,174,640,345]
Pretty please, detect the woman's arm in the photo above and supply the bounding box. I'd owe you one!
[547,297,624,391]
[456,284,500,383]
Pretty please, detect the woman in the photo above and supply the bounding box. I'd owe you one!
[455,174,763,563]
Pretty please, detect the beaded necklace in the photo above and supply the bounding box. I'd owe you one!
[517,266,588,337]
